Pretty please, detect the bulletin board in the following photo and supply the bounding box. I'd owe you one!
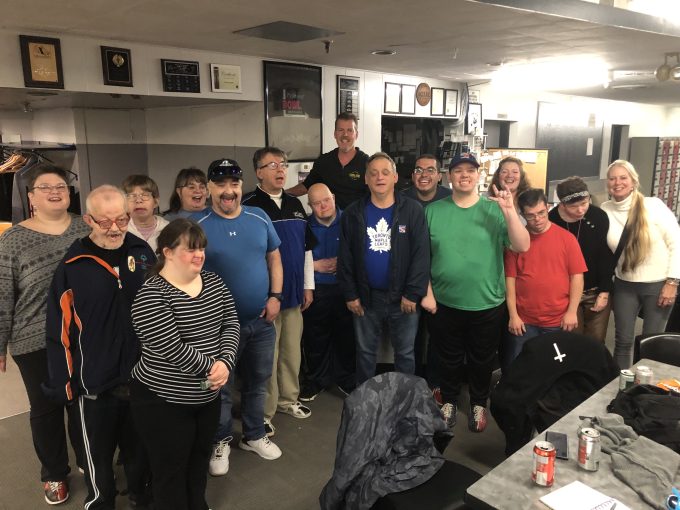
[482,148,549,192]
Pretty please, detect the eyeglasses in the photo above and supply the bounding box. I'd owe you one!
[523,209,548,221]
[310,197,333,208]
[126,192,153,202]
[181,184,207,192]
[32,184,69,193]
[89,215,130,230]
[414,166,438,176]
[257,161,289,171]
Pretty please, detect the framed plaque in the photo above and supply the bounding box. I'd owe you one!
[431,87,445,116]
[466,102,483,135]
[263,61,322,162]
[101,46,133,87]
[337,75,360,118]
[19,35,64,89]
[401,84,416,114]
[161,59,200,93]
[444,89,459,117]
[384,82,401,114]
[210,63,242,93]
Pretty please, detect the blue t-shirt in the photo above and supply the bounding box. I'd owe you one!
[364,201,394,290]
[310,210,342,285]
[195,207,281,324]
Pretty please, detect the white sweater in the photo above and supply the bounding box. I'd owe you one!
[601,194,680,282]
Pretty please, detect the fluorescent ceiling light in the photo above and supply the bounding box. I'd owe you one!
[627,0,680,23]
[490,57,609,92]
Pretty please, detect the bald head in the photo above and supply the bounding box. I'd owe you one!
[86,185,127,216]
[307,183,336,225]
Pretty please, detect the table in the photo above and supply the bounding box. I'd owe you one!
[465,359,678,509]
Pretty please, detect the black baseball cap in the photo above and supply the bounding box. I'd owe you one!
[208,158,243,181]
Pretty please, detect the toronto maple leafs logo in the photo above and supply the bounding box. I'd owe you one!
[367,217,391,253]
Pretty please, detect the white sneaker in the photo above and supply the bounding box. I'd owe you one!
[208,437,231,476]
[239,436,282,460]
[280,401,311,419]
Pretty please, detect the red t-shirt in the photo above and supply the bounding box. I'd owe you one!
[504,223,587,327]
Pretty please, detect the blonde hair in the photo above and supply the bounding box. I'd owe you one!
[607,160,650,272]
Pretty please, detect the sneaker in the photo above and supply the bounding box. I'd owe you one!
[264,419,276,437]
[208,437,231,476]
[44,480,69,505]
[280,401,311,419]
[299,385,323,402]
[239,436,282,460]
[468,405,488,433]
[441,402,457,429]
[432,387,443,407]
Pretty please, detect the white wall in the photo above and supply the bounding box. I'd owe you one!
[0,110,33,141]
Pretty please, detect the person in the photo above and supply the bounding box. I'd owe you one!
[130,218,239,510]
[243,147,316,428]
[601,159,680,369]
[503,188,587,368]
[422,153,529,433]
[196,158,284,474]
[44,185,155,509]
[299,184,356,401]
[0,164,89,505]
[164,167,209,220]
[488,156,531,206]
[286,113,369,209]
[548,176,615,342]
[122,174,169,251]
[401,154,450,207]
[337,152,430,385]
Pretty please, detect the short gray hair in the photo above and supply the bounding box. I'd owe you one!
[366,152,397,174]
[86,185,128,215]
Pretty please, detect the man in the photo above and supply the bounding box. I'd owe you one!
[287,113,369,209]
[422,153,530,433]
[337,152,430,385]
[197,158,284,474]
[44,185,155,509]
[504,188,587,368]
[242,148,316,433]
[402,154,450,207]
[548,176,615,342]
[299,184,356,401]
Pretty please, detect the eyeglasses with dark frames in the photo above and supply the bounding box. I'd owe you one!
[257,161,289,171]
[414,166,438,175]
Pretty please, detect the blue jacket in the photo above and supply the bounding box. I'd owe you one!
[44,233,155,402]
[309,209,342,285]
[337,193,430,305]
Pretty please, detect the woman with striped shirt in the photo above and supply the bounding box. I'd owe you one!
[130,218,239,510]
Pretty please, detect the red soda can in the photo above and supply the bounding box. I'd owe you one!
[532,441,556,487]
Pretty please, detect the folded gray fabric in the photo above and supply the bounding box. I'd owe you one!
[588,414,680,510]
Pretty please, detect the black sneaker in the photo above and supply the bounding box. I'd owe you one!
[299,385,323,402]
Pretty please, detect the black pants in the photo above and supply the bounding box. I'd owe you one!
[79,386,149,510]
[13,348,83,482]
[428,302,505,407]
[302,284,356,391]
[130,380,220,510]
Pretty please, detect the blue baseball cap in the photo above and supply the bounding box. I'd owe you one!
[449,153,480,170]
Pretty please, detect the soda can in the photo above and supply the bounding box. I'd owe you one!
[619,369,635,390]
[635,365,653,385]
[532,441,556,486]
[578,427,601,471]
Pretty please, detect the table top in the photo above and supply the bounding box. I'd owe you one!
[465,359,678,510]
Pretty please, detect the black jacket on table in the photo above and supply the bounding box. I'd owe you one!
[337,193,430,305]
[43,233,156,403]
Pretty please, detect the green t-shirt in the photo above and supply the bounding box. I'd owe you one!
[425,196,509,311]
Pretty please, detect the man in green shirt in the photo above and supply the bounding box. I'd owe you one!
[422,153,529,432]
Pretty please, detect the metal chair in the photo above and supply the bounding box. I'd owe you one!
[633,333,680,367]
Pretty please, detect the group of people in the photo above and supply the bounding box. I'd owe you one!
[1,111,679,510]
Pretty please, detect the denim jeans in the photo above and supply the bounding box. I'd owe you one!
[503,324,562,370]
[353,289,419,385]
[214,316,275,442]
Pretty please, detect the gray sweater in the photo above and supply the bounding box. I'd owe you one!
[0,215,90,357]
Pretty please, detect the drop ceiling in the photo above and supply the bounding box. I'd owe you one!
[1,0,680,108]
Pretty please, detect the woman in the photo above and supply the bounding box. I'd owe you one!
[0,164,89,504]
[601,160,680,369]
[122,174,169,251]
[164,168,208,220]
[489,156,531,206]
[130,219,239,510]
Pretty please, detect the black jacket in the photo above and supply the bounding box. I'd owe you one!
[490,331,618,455]
[44,233,155,402]
[320,373,450,510]
[337,193,429,304]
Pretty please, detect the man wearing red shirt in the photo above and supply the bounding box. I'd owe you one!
[503,188,587,368]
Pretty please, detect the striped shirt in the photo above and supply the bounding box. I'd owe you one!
[131,271,239,405]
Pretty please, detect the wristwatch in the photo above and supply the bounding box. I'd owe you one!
[666,278,680,286]
[268,292,283,301]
